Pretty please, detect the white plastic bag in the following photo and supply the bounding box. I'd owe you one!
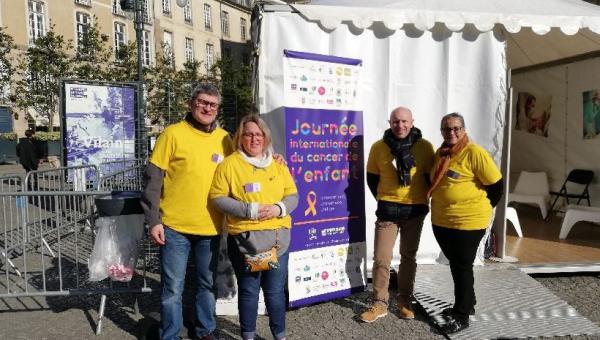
[88,214,145,282]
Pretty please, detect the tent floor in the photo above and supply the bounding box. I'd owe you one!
[414,264,600,339]
[506,204,600,265]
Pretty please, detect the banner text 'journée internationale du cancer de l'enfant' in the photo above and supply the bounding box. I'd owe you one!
[283,50,366,308]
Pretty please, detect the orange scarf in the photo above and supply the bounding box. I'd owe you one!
[427,134,469,198]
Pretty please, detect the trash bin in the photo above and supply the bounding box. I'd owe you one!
[88,191,145,282]
[95,190,144,216]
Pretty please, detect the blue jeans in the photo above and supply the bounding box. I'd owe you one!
[159,226,220,340]
[227,235,288,340]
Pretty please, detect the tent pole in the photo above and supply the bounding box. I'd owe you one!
[495,69,514,260]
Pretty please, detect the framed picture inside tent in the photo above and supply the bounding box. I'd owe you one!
[582,89,600,140]
[515,91,552,138]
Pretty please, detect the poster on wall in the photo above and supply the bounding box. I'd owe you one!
[582,89,600,139]
[515,91,552,137]
[62,81,137,179]
[283,50,366,308]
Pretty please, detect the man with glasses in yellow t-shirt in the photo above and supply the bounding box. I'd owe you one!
[142,83,232,340]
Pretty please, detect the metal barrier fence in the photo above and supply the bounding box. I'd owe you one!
[0,191,152,334]
[98,159,145,177]
[0,174,23,193]
[1,160,152,335]
[24,164,100,192]
[98,163,146,192]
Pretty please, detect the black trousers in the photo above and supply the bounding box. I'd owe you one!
[433,225,486,317]
[22,166,38,190]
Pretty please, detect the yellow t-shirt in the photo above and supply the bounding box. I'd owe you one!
[430,142,502,230]
[209,151,298,235]
[366,138,434,204]
[149,121,232,235]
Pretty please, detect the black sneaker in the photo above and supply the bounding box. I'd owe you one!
[439,315,470,334]
[440,307,475,317]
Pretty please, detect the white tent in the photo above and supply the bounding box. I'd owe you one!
[291,0,600,70]
[254,0,600,266]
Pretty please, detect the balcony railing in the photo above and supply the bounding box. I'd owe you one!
[75,0,92,6]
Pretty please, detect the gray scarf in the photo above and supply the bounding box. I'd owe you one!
[382,127,422,186]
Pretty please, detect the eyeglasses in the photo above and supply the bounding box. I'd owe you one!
[441,126,464,133]
[242,132,264,140]
[196,98,219,109]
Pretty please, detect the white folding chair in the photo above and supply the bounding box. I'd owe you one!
[559,205,600,239]
[507,171,550,220]
[506,207,523,237]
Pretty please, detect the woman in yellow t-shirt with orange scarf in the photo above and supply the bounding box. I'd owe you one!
[428,112,503,334]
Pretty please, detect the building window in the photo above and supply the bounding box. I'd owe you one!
[221,11,229,37]
[206,43,214,72]
[240,18,247,41]
[142,0,151,24]
[185,37,194,63]
[0,82,10,103]
[74,0,91,6]
[114,21,127,60]
[163,31,173,64]
[142,30,152,66]
[76,12,91,51]
[204,4,212,31]
[0,74,10,102]
[112,0,125,16]
[162,0,171,15]
[183,1,192,24]
[28,0,46,45]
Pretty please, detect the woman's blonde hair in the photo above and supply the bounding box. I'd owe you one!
[232,114,273,152]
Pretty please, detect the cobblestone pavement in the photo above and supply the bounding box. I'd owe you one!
[1,164,599,340]
[0,162,52,177]
[1,272,599,340]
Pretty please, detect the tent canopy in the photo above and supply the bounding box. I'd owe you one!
[291,0,600,69]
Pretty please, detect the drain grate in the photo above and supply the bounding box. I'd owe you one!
[414,264,600,339]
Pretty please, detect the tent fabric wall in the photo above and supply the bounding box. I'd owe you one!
[257,9,507,266]
[511,58,600,206]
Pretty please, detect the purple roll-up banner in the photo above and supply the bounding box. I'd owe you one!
[283,50,366,308]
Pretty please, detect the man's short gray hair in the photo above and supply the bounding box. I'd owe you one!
[190,83,221,103]
[441,112,466,129]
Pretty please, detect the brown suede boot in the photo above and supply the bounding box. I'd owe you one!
[359,301,388,323]
[397,296,415,319]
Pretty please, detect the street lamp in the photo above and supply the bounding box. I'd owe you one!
[118,0,145,159]
[119,0,188,158]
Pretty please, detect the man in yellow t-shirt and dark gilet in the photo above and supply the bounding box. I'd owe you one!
[141,83,232,340]
[359,107,434,323]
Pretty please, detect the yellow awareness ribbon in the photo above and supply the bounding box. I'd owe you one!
[304,190,317,216]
